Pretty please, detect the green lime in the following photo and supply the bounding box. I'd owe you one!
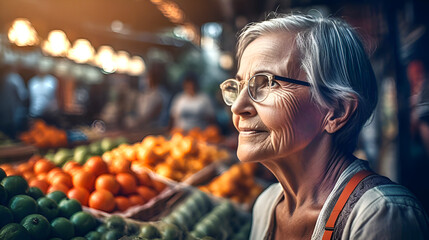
[105,215,126,232]
[20,214,51,240]
[0,185,7,205]
[58,198,82,218]
[126,222,139,236]
[96,224,108,234]
[139,223,161,238]
[1,175,29,199]
[46,190,68,204]
[85,230,102,240]
[49,238,62,240]
[159,222,180,240]
[71,237,86,240]
[101,229,123,240]
[27,187,44,200]
[70,211,97,236]
[0,168,6,182]
[50,217,75,240]
[8,194,38,222]
[0,222,31,240]
[37,197,59,221]
[0,205,13,228]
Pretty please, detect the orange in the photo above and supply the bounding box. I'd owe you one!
[50,173,73,188]
[34,159,55,175]
[3,167,18,176]
[128,194,145,206]
[36,172,48,181]
[16,162,33,174]
[67,187,90,206]
[84,156,108,177]
[62,161,81,174]
[29,179,50,194]
[137,186,158,201]
[109,157,131,174]
[135,171,153,188]
[114,196,131,212]
[152,180,167,193]
[21,171,36,182]
[47,183,69,194]
[115,173,137,195]
[72,170,95,191]
[88,189,115,212]
[95,174,120,195]
[47,168,63,180]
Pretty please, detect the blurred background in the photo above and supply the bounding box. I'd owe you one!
[0,0,428,210]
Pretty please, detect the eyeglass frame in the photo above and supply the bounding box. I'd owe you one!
[219,73,311,106]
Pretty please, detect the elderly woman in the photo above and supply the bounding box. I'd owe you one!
[219,13,429,239]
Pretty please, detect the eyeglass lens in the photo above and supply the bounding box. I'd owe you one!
[249,75,270,102]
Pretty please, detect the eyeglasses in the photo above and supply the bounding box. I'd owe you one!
[219,73,310,106]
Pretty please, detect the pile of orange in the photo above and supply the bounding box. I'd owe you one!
[19,120,67,148]
[199,162,264,205]
[102,131,230,182]
[1,154,167,213]
[172,125,223,144]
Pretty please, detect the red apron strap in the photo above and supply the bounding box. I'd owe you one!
[322,170,373,240]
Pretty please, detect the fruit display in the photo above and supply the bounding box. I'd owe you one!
[171,125,223,144]
[0,167,103,240]
[103,132,231,183]
[44,136,127,167]
[199,162,264,206]
[19,120,68,148]
[1,154,168,214]
[160,190,252,240]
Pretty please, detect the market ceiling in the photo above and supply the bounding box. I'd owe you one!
[0,0,267,56]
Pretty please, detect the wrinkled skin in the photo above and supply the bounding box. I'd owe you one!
[232,33,325,163]
[230,32,356,239]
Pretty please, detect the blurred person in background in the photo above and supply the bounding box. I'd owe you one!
[219,13,429,239]
[28,62,59,125]
[0,64,28,138]
[124,62,171,129]
[170,72,215,132]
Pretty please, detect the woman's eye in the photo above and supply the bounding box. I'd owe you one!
[270,80,279,87]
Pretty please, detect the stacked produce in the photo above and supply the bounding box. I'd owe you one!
[104,132,230,182]
[19,120,67,148]
[199,162,264,205]
[171,125,223,144]
[44,136,127,167]
[160,190,251,240]
[0,154,167,213]
[0,167,102,239]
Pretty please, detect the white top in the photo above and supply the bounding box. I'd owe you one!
[170,92,215,131]
[250,160,429,240]
[28,74,58,117]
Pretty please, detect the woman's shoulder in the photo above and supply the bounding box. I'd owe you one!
[345,183,429,238]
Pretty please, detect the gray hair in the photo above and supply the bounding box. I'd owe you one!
[236,12,378,154]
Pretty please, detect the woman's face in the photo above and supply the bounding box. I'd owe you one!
[232,33,325,162]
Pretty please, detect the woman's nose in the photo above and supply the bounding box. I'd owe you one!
[231,85,255,117]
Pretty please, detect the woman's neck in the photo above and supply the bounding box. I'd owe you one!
[262,133,355,214]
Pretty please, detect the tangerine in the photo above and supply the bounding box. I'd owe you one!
[128,194,145,206]
[67,187,90,206]
[62,161,81,174]
[114,196,131,212]
[115,173,137,195]
[137,186,158,201]
[88,189,115,212]
[33,159,55,175]
[84,156,108,177]
[72,170,95,191]
[50,173,73,188]
[47,183,69,194]
[95,174,120,195]
[29,179,50,194]
[109,157,131,174]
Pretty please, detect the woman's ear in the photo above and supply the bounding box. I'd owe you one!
[324,97,358,134]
